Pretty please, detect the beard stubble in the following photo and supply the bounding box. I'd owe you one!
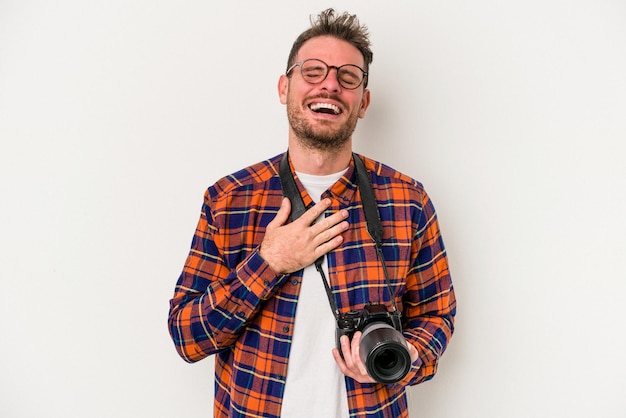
[286,94,360,152]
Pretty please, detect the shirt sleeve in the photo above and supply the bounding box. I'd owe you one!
[398,188,456,386]
[168,189,287,363]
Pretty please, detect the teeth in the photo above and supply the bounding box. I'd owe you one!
[310,102,340,115]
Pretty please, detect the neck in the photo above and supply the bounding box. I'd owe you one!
[288,136,353,175]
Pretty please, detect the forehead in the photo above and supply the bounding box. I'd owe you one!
[296,36,365,68]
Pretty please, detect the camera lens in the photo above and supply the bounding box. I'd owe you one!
[359,322,412,384]
[376,348,399,370]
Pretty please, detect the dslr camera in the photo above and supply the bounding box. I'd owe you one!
[336,303,412,384]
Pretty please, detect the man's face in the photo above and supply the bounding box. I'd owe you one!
[278,36,371,152]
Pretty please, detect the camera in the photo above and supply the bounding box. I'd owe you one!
[336,303,412,384]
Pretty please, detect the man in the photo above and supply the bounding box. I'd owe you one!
[168,9,456,417]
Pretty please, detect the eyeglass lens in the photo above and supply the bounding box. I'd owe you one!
[299,59,365,89]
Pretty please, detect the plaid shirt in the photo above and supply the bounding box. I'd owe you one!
[168,153,456,417]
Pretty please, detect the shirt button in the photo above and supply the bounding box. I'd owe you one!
[263,280,270,286]
[283,326,289,333]
[291,279,299,285]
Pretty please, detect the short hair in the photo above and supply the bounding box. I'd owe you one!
[286,8,373,85]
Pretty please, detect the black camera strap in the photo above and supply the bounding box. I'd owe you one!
[278,152,399,319]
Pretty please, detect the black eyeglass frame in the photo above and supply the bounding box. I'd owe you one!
[286,58,369,90]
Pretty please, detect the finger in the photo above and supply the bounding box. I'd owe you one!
[334,342,375,383]
[299,198,332,225]
[312,220,349,247]
[408,341,419,364]
[335,340,358,378]
[313,234,344,259]
[310,209,349,235]
[332,348,355,378]
[267,197,291,229]
[332,348,346,368]
[351,332,370,377]
[340,335,355,368]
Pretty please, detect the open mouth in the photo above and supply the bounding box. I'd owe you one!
[309,102,341,115]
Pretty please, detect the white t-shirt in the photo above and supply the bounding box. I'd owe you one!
[280,169,350,418]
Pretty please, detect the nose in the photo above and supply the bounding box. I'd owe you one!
[320,66,342,91]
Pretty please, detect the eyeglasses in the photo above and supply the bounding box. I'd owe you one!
[286,58,368,90]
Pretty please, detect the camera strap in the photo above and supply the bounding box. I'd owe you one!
[278,152,399,319]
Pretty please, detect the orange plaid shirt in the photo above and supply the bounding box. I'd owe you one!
[168,153,456,417]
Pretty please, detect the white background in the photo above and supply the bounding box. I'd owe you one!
[1,1,625,417]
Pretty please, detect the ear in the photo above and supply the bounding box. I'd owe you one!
[358,89,371,118]
[278,74,289,105]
